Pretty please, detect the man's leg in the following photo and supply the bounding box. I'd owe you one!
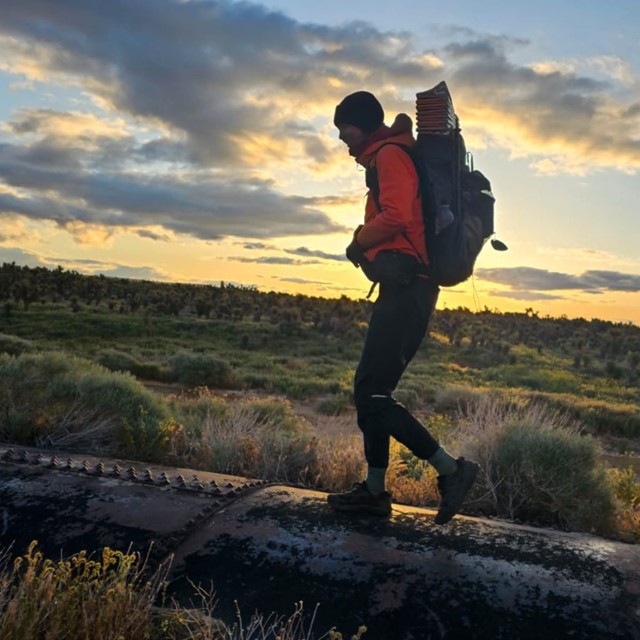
[328,277,478,522]
[353,278,454,470]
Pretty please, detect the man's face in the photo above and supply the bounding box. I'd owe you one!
[337,123,369,157]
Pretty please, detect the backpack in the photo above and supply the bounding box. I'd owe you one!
[366,82,507,287]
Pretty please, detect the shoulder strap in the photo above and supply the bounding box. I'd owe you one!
[364,142,432,268]
[365,142,414,213]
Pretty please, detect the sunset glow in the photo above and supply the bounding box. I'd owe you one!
[0,0,639,323]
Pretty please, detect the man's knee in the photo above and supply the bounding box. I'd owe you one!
[354,389,395,416]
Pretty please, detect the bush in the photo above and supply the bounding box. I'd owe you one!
[0,543,365,640]
[434,385,486,411]
[180,395,315,482]
[121,407,182,463]
[0,333,35,356]
[0,542,168,640]
[312,433,364,492]
[526,392,640,439]
[169,351,236,388]
[316,394,351,416]
[607,466,640,541]
[486,364,581,394]
[97,348,170,382]
[0,351,173,457]
[454,397,616,534]
[96,348,141,373]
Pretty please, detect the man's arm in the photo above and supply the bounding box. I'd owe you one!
[356,145,418,249]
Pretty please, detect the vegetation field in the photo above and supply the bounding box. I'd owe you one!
[1,262,639,637]
[0,262,639,542]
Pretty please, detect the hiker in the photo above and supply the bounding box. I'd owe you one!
[328,91,478,523]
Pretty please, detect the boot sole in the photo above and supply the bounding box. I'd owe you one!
[328,501,391,517]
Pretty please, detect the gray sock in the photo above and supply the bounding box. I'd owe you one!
[428,447,458,476]
[365,466,387,495]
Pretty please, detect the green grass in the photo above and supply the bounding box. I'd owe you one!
[0,351,174,456]
[453,398,617,534]
[1,295,639,539]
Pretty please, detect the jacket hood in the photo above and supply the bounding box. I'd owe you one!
[356,113,415,166]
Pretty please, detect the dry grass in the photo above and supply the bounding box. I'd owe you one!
[0,541,169,640]
[0,544,368,640]
[179,397,317,483]
[385,443,440,507]
[312,436,364,492]
[607,466,640,541]
[451,396,617,533]
[160,584,367,640]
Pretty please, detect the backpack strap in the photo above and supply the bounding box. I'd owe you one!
[364,142,434,269]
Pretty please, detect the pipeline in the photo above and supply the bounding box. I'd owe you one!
[1,445,639,639]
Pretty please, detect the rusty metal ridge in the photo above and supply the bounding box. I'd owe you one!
[0,443,282,564]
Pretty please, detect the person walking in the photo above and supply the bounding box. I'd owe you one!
[328,91,478,523]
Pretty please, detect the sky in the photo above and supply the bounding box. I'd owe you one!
[0,0,639,324]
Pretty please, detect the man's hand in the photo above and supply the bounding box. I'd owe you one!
[346,225,365,267]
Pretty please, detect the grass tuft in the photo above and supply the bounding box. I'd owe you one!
[454,397,617,534]
[0,333,35,356]
[0,541,169,640]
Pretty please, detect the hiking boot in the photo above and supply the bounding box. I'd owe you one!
[434,457,479,525]
[327,482,392,517]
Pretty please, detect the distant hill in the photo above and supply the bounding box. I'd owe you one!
[1,262,639,361]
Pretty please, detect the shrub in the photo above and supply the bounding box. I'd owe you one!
[312,436,364,492]
[316,394,351,416]
[454,397,616,534]
[96,347,141,373]
[394,388,420,411]
[526,392,640,439]
[0,541,168,640]
[0,351,173,456]
[132,360,170,381]
[169,351,236,388]
[434,385,486,411]
[181,396,316,482]
[0,333,35,356]
[385,441,439,506]
[0,543,366,640]
[121,407,183,463]
[607,466,640,541]
[97,348,170,382]
[486,364,581,394]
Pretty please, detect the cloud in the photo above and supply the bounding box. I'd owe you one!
[99,265,170,280]
[284,246,346,261]
[0,0,638,254]
[0,246,169,280]
[230,256,318,265]
[277,276,333,285]
[8,108,128,142]
[0,139,344,241]
[0,0,442,169]
[477,266,640,294]
[0,247,44,268]
[447,37,640,173]
[239,242,346,261]
[489,290,566,301]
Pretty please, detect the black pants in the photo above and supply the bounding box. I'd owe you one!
[354,277,440,469]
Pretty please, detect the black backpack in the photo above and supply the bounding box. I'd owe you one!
[366,89,507,287]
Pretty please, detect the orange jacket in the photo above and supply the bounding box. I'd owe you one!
[355,126,428,265]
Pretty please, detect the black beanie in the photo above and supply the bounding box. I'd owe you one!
[333,91,384,133]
